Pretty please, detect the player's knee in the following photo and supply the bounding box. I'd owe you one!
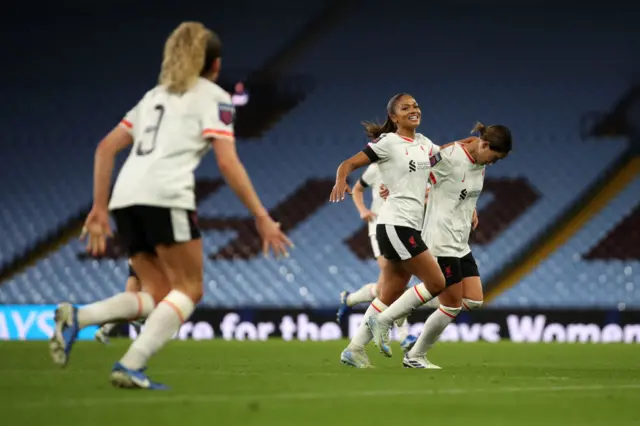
[462,298,483,311]
[181,283,203,303]
[427,274,446,295]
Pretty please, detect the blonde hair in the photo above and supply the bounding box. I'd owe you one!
[159,22,213,94]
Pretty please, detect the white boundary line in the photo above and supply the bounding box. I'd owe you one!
[10,383,640,409]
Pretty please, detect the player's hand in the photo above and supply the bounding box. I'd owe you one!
[359,209,376,222]
[255,215,293,259]
[329,179,352,202]
[81,206,112,256]
[472,209,479,230]
[379,184,390,200]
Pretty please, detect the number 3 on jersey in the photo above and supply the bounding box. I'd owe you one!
[136,104,165,156]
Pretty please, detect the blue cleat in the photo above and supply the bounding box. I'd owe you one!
[110,362,169,390]
[49,302,79,367]
[336,291,350,324]
[400,334,418,354]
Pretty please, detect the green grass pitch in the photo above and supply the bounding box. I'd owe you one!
[1,340,638,426]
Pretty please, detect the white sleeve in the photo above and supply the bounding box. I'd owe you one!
[119,103,139,135]
[360,165,378,188]
[201,92,235,141]
[363,134,394,163]
[428,144,454,185]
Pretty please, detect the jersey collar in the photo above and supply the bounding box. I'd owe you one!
[396,133,414,143]
[457,142,476,164]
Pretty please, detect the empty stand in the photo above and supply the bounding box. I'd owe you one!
[1,1,639,308]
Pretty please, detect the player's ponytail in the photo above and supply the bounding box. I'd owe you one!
[362,93,410,140]
[362,116,397,139]
[471,121,487,137]
[159,22,215,94]
[472,121,513,154]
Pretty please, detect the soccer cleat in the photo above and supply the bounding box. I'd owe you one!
[110,362,169,390]
[400,334,418,354]
[336,291,350,324]
[49,302,79,367]
[340,348,373,368]
[402,354,441,369]
[367,315,392,357]
[95,326,110,345]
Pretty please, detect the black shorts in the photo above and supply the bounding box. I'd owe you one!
[112,206,201,256]
[437,252,480,286]
[128,262,138,279]
[376,224,428,261]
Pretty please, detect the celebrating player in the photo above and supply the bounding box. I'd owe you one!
[336,163,416,350]
[330,93,447,368]
[369,122,513,366]
[49,21,292,389]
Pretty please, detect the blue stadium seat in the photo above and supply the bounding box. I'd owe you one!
[0,1,329,270]
[491,176,640,308]
[1,3,639,308]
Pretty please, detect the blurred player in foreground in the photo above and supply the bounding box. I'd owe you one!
[49,21,291,389]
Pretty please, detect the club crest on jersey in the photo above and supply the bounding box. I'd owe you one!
[429,152,442,167]
[218,103,235,126]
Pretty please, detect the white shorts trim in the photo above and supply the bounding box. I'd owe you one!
[385,225,412,261]
[370,235,382,258]
[170,208,191,242]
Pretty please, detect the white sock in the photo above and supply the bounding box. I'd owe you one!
[462,298,483,311]
[395,316,410,342]
[347,298,388,351]
[346,283,377,307]
[100,322,118,334]
[77,292,155,328]
[415,283,440,309]
[424,297,441,309]
[377,283,434,326]
[119,290,195,370]
[408,305,461,357]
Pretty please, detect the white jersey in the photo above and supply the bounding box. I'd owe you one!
[364,133,439,231]
[359,164,384,236]
[422,142,484,257]
[109,78,235,211]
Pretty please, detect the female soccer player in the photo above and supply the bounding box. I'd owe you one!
[369,122,512,366]
[336,164,416,350]
[49,22,292,389]
[330,93,447,368]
